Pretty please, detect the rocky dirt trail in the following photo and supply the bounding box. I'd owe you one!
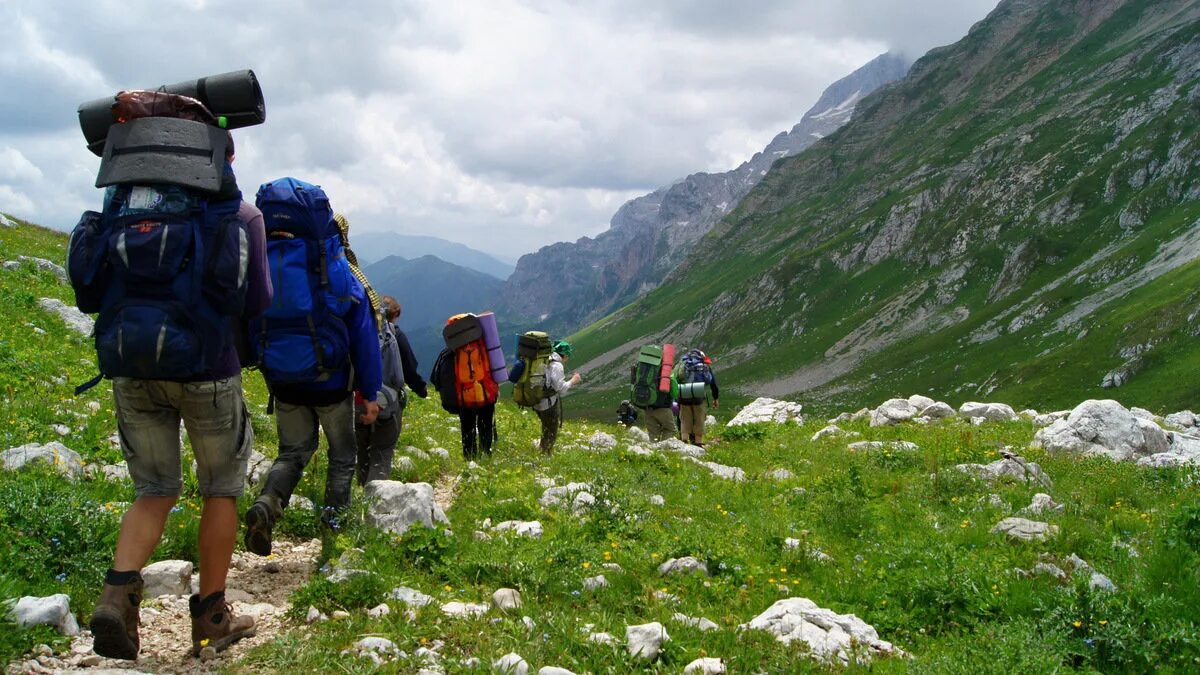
[7,539,322,675]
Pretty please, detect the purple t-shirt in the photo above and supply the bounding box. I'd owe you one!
[207,201,272,379]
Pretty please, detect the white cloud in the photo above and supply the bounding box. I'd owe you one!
[0,0,998,258]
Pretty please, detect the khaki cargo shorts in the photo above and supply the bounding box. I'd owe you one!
[112,375,253,498]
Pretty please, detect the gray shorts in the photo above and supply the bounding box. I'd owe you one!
[112,375,253,498]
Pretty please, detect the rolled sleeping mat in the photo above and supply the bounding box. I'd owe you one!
[95,117,227,192]
[659,343,675,393]
[79,69,266,156]
[478,312,507,383]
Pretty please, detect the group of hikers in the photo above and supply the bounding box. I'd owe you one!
[617,344,720,446]
[63,83,716,662]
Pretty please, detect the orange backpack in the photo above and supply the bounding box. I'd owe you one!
[445,314,498,408]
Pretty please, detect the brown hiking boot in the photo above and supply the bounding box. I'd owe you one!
[90,575,143,660]
[243,495,277,556]
[189,591,255,656]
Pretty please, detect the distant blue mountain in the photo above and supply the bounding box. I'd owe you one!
[352,232,515,280]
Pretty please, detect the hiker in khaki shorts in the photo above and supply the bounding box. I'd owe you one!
[675,349,720,447]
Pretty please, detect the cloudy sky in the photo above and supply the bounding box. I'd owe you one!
[0,0,998,261]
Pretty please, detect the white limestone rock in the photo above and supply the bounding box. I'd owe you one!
[959,402,1019,422]
[625,621,670,661]
[991,517,1059,542]
[870,399,918,427]
[955,453,1053,488]
[847,440,920,452]
[920,401,957,419]
[538,482,593,508]
[582,575,609,591]
[367,603,391,618]
[649,495,665,506]
[626,426,650,442]
[741,597,904,664]
[586,431,617,451]
[587,631,616,645]
[1034,399,1170,461]
[8,594,80,636]
[491,520,544,538]
[651,437,706,458]
[441,601,489,618]
[685,457,746,481]
[811,425,859,442]
[142,560,193,597]
[37,298,94,337]
[538,668,576,675]
[1,442,85,479]
[493,652,529,674]
[1164,410,1199,431]
[727,397,804,426]
[1033,410,1070,427]
[673,612,719,631]
[765,468,794,480]
[658,556,709,577]
[684,657,726,674]
[390,586,435,607]
[492,588,522,611]
[364,481,450,535]
[1022,493,1063,516]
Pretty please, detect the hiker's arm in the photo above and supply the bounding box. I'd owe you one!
[548,361,571,393]
[709,374,719,405]
[240,202,273,317]
[396,329,428,397]
[348,290,382,404]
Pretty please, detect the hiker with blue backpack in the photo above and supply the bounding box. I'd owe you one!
[242,178,383,554]
[68,98,271,658]
[675,348,720,447]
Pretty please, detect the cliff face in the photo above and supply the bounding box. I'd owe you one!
[571,0,1200,413]
[498,53,911,336]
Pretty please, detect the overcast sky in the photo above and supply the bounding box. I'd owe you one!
[0,0,998,261]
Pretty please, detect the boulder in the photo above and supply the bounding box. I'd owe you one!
[727,397,804,426]
[625,621,670,660]
[244,450,272,488]
[493,652,529,674]
[705,415,717,427]
[491,520,544,538]
[492,588,522,611]
[13,256,68,282]
[657,556,709,577]
[142,560,193,597]
[907,394,936,410]
[1164,410,1199,431]
[684,658,726,674]
[685,457,746,481]
[741,597,904,664]
[1,442,85,479]
[955,453,1052,488]
[847,440,919,453]
[364,481,449,535]
[991,517,1058,542]
[920,401,957,419]
[37,298,94,336]
[870,399,918,427]
[1033,399,1169,461]
[8,594,80,636]
[959,402,1019,422]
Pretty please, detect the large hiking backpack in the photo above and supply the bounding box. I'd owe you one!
[630,345,664,408]
[445,314,498,408]
[512,331,553,407]
[250,177,357,384]
[67,182,249,391]
[677,350,712,405]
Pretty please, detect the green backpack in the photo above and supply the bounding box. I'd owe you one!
[513,331,553,407]
[629,344,663,408]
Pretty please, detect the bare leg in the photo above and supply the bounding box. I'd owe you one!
[112,496,178,571]
[198,496,237,597]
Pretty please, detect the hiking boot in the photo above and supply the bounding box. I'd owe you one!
[90,574,143,660]
[189,592,255,656]
[319,506,344,533]
[243,499,275,556]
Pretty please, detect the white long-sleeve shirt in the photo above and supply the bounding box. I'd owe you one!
[533,352,573,411]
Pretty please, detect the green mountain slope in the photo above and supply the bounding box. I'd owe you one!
[570,0,1200,415]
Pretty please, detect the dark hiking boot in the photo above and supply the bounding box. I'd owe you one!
[189,592,255,656]
[243,498,276,556]
[90,574,143,660]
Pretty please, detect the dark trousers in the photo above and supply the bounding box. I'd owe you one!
[260,397,356,514]
[355,411,402,486]
[536,399,562,454]
[458,404,495,459]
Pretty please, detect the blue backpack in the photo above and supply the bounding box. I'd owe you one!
[67,183,249,393]
[250,177,356,385]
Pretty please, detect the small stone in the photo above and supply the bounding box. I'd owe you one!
[522,615,536,631]
[684,657,726,674]
[587,631,616,645]
[264,561,282,574]
[583,575,609,590]
[492,588,522,611]
[367,603,391,618]
[626,621,670,661]
[331,610,351,620]
[649,495,665,506]
[493,652,529,674]
[200,646,218,661]
[658,556,709,576]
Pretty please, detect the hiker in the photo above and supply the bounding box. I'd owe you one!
[616,399,639,427]
[384,297,429,401]
[675,348,720,446]
[629,344,678,442]
[431,313,499,459]
[533,340,581,454]
[70,123,271,658]
[352,295,406,485]
[243,178,382,554]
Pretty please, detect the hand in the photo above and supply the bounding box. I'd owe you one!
[712,400,719,409]
[359,400,381,425]
[570,372,582,385]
